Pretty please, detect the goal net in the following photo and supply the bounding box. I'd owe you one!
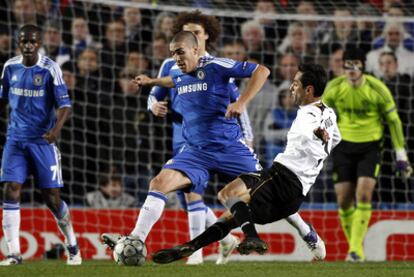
[0,0,414,261]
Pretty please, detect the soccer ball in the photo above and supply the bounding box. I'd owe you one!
[113,236,147,266]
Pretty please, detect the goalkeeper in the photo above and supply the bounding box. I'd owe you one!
[322,47,412,262]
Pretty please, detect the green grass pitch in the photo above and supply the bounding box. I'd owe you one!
[1,261,414,277]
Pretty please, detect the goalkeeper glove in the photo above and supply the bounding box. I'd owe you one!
[396,149,413,180]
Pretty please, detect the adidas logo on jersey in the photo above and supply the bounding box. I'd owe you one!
[176,77,181,83]
[11,75,17,81]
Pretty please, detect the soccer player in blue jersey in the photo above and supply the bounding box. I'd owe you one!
[147,11,249,265]
[0,25,81,266]
[102,31,325,262]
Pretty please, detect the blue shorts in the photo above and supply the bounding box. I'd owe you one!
[1,140,64,189]
[163,140,262,195]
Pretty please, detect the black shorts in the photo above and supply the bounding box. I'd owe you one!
[332,140,382,183]
[239,162,304,225]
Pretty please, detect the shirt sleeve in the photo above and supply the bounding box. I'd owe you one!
[51,63,71,108]
[148,59,174,110]
[213,58,259,79]
[375,80,406,150]
[0,65,10,99]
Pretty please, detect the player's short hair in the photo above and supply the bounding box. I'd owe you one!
[18,24,42,37]
[298,64,327,97]
[170,31,198,48]
[172,10,221,51]
[343,46,366,70]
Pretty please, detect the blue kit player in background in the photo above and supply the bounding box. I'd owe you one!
[146,10,251,265]
[0,25,81,266]
[102,31,326,262]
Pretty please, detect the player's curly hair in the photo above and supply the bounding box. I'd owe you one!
[172,10,221,52]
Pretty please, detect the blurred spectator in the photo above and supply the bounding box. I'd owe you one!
[126,51,151,74]
[62,1,117,46]
[366,22,414,77]
[85,170,136,208]
[221,40,247,62]
[150,33,170,74]
[123,6,152,53]
[375,4,414,52]
[263,89,297,167]
[296,0,326,45]
[277,21,316,64]
[0,26,12,69]
[274,52,299,91]
[35,0,61,26]
[354,3,379,52]
[71,17,101,58]
[75,48,112,188]
[319,6,369,56]
[328,46,344,79]
[241,19,275,71]
[377,51,414,202]
[153,12,176,40]
[40,21,71,65]
[113,66,152,205]
[100,19,128,82]
[253,0,287,43]
[12,0,37,28]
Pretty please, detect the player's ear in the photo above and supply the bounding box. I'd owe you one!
[305,85,314,97]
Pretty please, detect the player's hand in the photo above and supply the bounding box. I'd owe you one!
[151,101,169,117]
[396,160,413,180]
[225,101,245,119]
[133,75,152,87]
[313,127,330,144]
[43,128,59,144]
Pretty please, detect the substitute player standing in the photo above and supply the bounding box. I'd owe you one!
[151,63,341,264]
[322,47,412,262]
[0,25,81,266]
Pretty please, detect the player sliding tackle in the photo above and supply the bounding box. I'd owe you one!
[152,63,341,264]
[102,31,326,262]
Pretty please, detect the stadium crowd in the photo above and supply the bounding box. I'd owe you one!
[0,0,413,207]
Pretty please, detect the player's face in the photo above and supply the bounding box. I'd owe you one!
[18,31,41,61]
[170,41,199,73]
[344,59,363,82]
[290,71,306,105]
[183,23,208,53]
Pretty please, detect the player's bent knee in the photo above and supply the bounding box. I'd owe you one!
[4,183,22,201]
[149,176,171,194]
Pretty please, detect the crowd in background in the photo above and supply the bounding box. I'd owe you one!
[0,0,413,207]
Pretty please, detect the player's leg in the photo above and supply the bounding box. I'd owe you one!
[335,181,356,245]
[0,140,28,265]
[0,182,23,265]
[184,192,206,265]
[152,212,238,264]
[41,188,81,265]
[348,176,375,261]
[30,143,81,265]
[130,169,192,242]
[218,177,268,255]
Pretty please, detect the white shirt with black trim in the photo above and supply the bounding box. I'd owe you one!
[274,100,341,196]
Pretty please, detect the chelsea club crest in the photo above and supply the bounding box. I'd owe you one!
[33,74,43,86]
[196,70,205,80]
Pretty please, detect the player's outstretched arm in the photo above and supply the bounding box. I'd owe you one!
[43,106,71,144]
[225,65,270,118]
[133,75,175,88]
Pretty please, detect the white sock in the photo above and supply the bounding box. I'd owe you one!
[131,191,167,242]
[285,213,310,237]
[52,201,78,246]
[205,206,218,228]
[187,200,206,258]
[2,201,21,255]
[205,206,233,245]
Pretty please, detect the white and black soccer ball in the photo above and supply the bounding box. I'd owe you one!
[113,236,147,266]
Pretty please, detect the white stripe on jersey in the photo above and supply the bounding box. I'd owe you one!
[274,100,341,196]
[37,55,66,86]
[202,57,236,68]
[1,56,22,78]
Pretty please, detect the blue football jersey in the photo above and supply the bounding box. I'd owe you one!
[0,54,71,143]
[148,56,250,153]
[171,56,258,149]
